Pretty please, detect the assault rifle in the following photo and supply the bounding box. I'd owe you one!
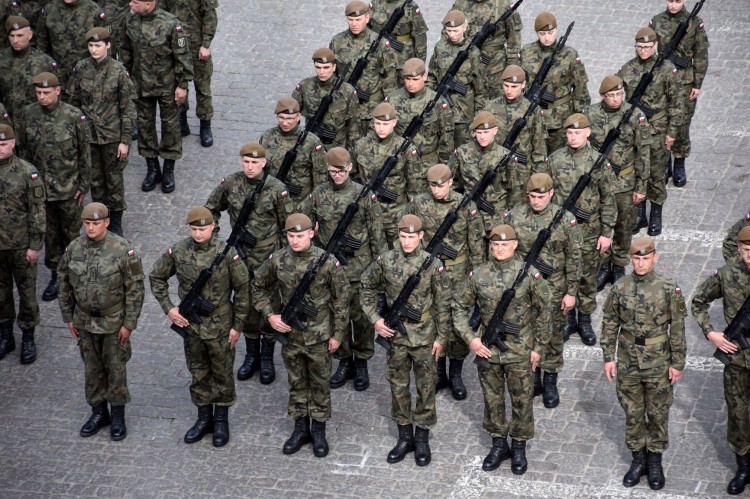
[303,63,350,145]
[225,173,266,259]
[525,21,575,108]
[170,251,224,338]
[501,86,545,164]
[666,0,707,70]
[713,293,750,366]
[469,0,525,65]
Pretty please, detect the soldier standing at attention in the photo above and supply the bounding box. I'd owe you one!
[149,207,250,448]
[120,0,193,194]
[691,227,750,496]
[66,27,136,237]
[205,142,293,385]
[0,124,45,365]
[16,71,91,303]
[360,214,450,467]
[520,12,590,155]
[301,147,386,391]
[252,213,350,458]
[368,0,428,70]
[452,224,551,474]
[0,1,24,50]
[57,202,145,441]
[601,236,686,490]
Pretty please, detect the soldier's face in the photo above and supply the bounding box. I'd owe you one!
[129,0,155,15]
[286,229,314,252]
[667,0,685,14]
[429,179,452,201]
[537,28,557,47]
[84,219,109,241]
[241,156,266,180]
[36,86,61,108]
[277,112,300,133]
[398,230,423,253]
[565,127,590,149]
[631,252,659,275]
[490,239,517,262]
[739,243,750,269]
[314,63,336,83]
[474,127,498,148]
[8,28,32,51]
[189,223,214,244]
[88,40,110,62]
[403,74,427,94]
[445,24,467,44]
[346,14,370,35]
[0,139,15,160]
[503,81,526,101]
[602,89,624,109]
[327,164,350,185]
[528,190,554,212]
[636,42,657,60]
[374,118,397,139]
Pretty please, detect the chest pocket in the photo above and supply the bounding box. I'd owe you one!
[55,128,77,157]
[148,35,172,57]
[175,256,198,284]
[68,260,89,289]
[420,110,439,138]
[99,263,123,292]
[619,290,637,325]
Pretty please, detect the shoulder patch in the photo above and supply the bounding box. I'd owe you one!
[675,287,681,294]
[673,68,678,75]
[649,20,653,26]
[52,62,59,69]
[167,247,173,256]
[220,178,225,184]
[31,172,39,180]
[699,22,705,30]
[639,116,646,123]
[468,271,472,278]
[745,212,749,221]
[99,12,106,21]
[569,219,577,226]
[415,8,421,14]
[534,271,541,280]
[441,102,448,109]
[175,25,183,32]
[335,260,341,268]
[353,89,358,97]
[471,209,478,217]
[281,190,289,198]
[411,149,418,157]
[233,254,240,262]
[712,270,718,276]
[438,265,445,273]
[128,249,135,257]
[295,84,300,91]
[315,144,322,151]
[376,255,381,263]
[575,57,582,63]
[268,253,273,260]
[371,194,377,201]
[80,115,87,122]
[3,113,8,120]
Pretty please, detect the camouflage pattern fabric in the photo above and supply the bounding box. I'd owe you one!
[369,0,428,67]
[77,329,132,406]
[292,76,360,151]
[722,213,750,265]
[0,46,58,120]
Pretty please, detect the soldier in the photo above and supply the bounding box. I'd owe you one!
[723,212,750,265]
[95,0,130,54]
[329,1,399,139]
[484,65,547,207]
[66,27,136,237]
[503,173,582,408]
[16,71,91,303]
[533,113,616,346]
[301,147,386,391]
[401,163,484,400]
[385,57,453,199]
[0,1,24,50]
[360,214,450,467]
[252,213,350,458]
[617,27,684,237]
[602,236,686,490]
[450,0,523,100]
[368,0,427,69]
[692,226,750,495]
[149,206,250,448]
[292,47,359,151]
[57,202,145,441]
[650,0,709,187]
[587,75,650,290]
[260,96,326,206]
[0,124,45,365]
[453,224,551,474]
[120,0,193,194]
[205,142,293,385]
[428,10,488,148]
[163,0,218,147]
[519,12,590,154]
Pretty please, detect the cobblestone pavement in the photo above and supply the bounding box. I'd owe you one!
[1,0,749,497]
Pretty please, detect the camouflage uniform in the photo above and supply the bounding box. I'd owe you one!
[368,0,428,68]
[0,1,24,50]
[58,231,145,407]
[292,76,359,151]
[723,213,750,265]
[601,270,686,452]
[19,0,49,27]
[95,0,130,54]
[0,45,58,121]
[150,235,250,407]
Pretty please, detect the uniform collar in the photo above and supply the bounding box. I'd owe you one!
[632,270,656,283]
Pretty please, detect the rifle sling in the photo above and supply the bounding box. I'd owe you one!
[395,34,412,42]
[442,252,467,267]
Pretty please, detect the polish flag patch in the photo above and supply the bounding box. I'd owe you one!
[335,260,341,268]
[295,84,300,91]
[569,219,577,226]
[673,68,678,75]
[281,191,289,198]
[128,249,135,256]
[745,212,750,221]
[468,271,473,278]
[699,23,705,30]
[411,149,418,157]
[80,116,87,122]
[438,266,445,273]
[639,116,646,123]
[315,145,322,151]
[576,57,582,63]
[415,8,421,14]
[31,173,39,180]
[675,287,681,294]
[371,194,377,201]
[233,254,240,262]
[442,102,449,109]
[176,25,183,32]
[534,272,541,280]
[167,247,173,256]
[470,209,477,217]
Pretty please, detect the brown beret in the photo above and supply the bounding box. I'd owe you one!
[6,16,29,32]
[240,142,265,158]
[599,75,624,95]
[488,224,517,241]
[564,113,590,129]
[326,147,350,168]
[630,236,656,256]
[275,96,300,115]
[32,72,59,88]
[527,173,553,193]
[427,163,452,185]
[738,226,750,245]
[345,0,370,16]
[312,47,336,64]
[470,111,498,131]
[186,206,213,226]
[81,202,109,221]
[285,213,313,232]
[501,64,525,83]
[0,124,15,140]
[443,10,465,27]
[635,27,657,43]
[373,102,396,121]
[402,58,426,77]
[86,27,110,43]
[534,12,557,32]
[398,214,422,233]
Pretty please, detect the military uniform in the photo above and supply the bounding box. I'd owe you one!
[723,213,750,265]
[19,0,49,27]
[292,75,360,151]
[95,0,130,54]
[368,0,428,68]
[0,1,24,50]
[0,34,59,121]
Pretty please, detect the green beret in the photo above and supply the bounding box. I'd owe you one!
[527,173,553,193]
[326,147,350,168]
[275,96,300,115]
[599,75,624,94]
[6,16,29,32]
[398,214,422,233]
[0,124,15,140]
[471,111,497,130]
[402,58,425,77]
[285,213,313,232]
[372,102,396,121]
[534,12,557,32]
[81,202,109,221]
[630,236,656,256]
[32,72,60,88]
[240,142,265,158]
[186,206,213,226]
[86,27,110,43]
[488,224,517,241]
[564,113,590,129]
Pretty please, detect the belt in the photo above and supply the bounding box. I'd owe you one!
[442,252,467,266]
[621,331,668,346]
[551,93,572,107]
[650,110,667,122]
[77,301,124,318]
[617,164,635,178]
[395,34,412,42]
[340,245,371,258]
[255,233,279,248]
[406,310,432,324]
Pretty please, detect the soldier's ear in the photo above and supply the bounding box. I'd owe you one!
[653,252,660,264]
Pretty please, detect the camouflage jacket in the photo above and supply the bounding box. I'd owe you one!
[292,75,360,150]
[59,232,145,334]
[651,7,709,88]
[360,246,451,347]
[150,235,250,339]
[16,101,91,202]
[260,124,326,202]
[503,202,582,296]
[205,172,293,271]
[20,0,50,27]
[449,139,510,213]
[617,54,684,138]
[484,93,547,170]
[723,213,750,265]
[162,0,218,50]
[519,41,590,129]
[351,130,408,202]
[0,0,24,50]
[66,55,136,145]
[585,101,651,195]
[453,256,552,363]
[368,0,428,64]
[252,244,350,345]
[0,46,59,119]
[120,8,194,97]
[300,177,387,282]
[602,270,687,371]
[0,154,45,251]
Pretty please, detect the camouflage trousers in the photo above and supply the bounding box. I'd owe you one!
[183,51,214,120]
[673,83,696,159]
[540,272,566,373]
[441,259,470,360]
[611,191,636,267]
[478,358,534,439]
[0,249,39,330]
[45,199,82,270]
[723,361,750,455]
[385,343,437,428]
[646,128,669,205]
[91,143,128,212]
[281,331,332,422]
[335,286,374,361]
[135,94,182,160]
[577,227,604,315]
[615,362,673,453]
[183,331,236,407]
[78,329,132,406]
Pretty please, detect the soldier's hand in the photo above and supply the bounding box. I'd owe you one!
[26,249,40,266]
[530,350,540,372]
[632,192,646,204]
[199,46,211,61]
[167,307,189,328]
[374,318,394,337]
[596,236,612,255]
[74,191,85,206]
[689,88,700,101]
[228,328,240,349]
[117,143,129,159]
[665,135,675,151]
[67,322,79,340]
[469,338,491,359]
[431,341,444,361]
[118,327,131,346]
[604,361,617,381]
[269,314,291,333]
[561,294,576,314]
[175,87,188,106]
[668,367,683,385]
[707,331,738,354]
[328,337,341,353]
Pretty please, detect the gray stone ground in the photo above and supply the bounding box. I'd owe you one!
[1,0,749,497]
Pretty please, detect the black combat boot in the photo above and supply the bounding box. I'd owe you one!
[664,155,673,183]
[283,416,311,454]
[179,108,190,137]
[80,402,111,437]
[310,419,328,457]
[237,337,260,381]
[414,427,431,467]
[330,356,354,389]
[728,453,750,495]
[108,210,124,237]
[184,405,213,444]
[632,202,648,234]
[110,405,127,441]
[435,356,449,391]
[533,368,543,397]
[199,119,213,147]
[448,358,467,400]
[387,424,414,463]
[647,203,663,236]
[611,264,626,284]
[673,157,686,187]
[0,322,16,360]
[623,448,648,487]
[542,372,559,408]
[647,451,665,490]
[42,271,58,301]
[577,312,597,346]
[353,358,369,391]
[259,339,276,385]
[510,439,527,475]
[562,309,577,343]
[161,159,176,193]
[482,436,510,472]
[212,406,229,447]
[141,157,161,192]
[596,262,612,292]
[20,327,36,364]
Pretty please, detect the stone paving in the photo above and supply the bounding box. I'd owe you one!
[1,0,749,497]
